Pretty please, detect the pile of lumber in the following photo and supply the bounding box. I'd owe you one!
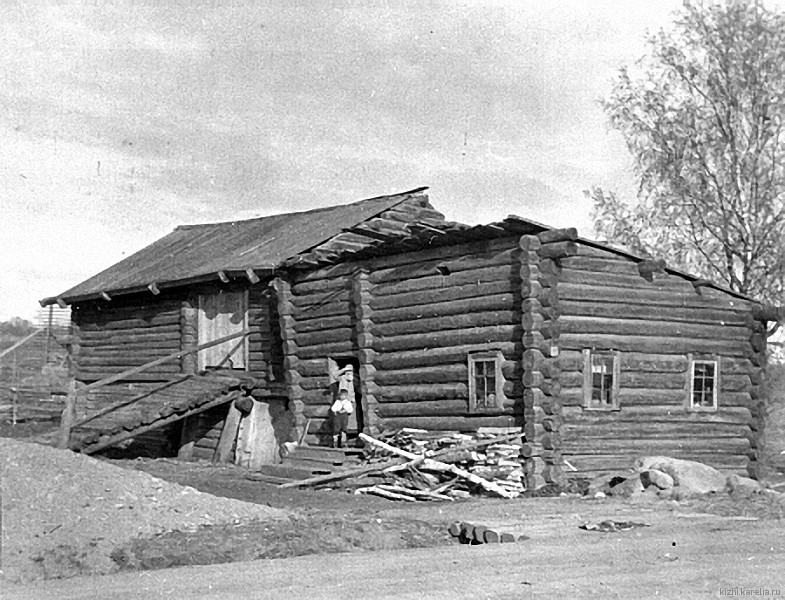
[280,428,526,501]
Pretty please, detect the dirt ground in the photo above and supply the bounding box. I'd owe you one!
[4,424,785,597]
[5,494,785,599]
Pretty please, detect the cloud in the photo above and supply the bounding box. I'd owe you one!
[0,1,682,319]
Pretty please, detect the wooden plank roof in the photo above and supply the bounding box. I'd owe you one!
[42,188,443,305]
[42,186,760,307]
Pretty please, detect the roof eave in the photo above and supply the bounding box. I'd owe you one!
[40,266,279,307]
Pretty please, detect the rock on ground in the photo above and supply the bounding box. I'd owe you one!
[640,468,674,490]
[634,456,727,496]
[0,438,288,584]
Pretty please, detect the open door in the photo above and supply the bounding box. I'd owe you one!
[197,291,248,370]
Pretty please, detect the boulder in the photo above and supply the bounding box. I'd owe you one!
[725,474,762,496]
[608,475,644,498]
[640,468,674,490]
[634,456,726,496]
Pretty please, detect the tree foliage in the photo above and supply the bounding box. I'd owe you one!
[0,317,36,338]
[591,0,785,302]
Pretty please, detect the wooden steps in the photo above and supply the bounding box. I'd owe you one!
[251,445,364,481]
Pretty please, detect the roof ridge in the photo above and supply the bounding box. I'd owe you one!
[173,187,430,231]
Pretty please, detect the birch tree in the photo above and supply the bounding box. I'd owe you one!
[591,0,785,303]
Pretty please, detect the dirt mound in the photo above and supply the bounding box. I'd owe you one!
[111,515,451,572]
[0,438,288,583]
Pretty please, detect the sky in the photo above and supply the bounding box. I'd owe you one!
[0,0,686,321]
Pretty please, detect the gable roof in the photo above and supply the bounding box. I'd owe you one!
[42,188,451,305]
[42,187,761,309]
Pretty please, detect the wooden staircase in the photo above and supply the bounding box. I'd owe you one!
[70,373,254,455]
[251,445,364,484]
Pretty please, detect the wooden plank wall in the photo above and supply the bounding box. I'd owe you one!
[72,295,185,382]
[287,236,525,440]
[555,244,761,476]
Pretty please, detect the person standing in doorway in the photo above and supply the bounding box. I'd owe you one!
[330,364,355,448]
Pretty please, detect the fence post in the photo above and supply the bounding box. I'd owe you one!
[11,387,18,425]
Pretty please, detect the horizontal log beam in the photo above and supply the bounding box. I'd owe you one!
[369,280,514,311]
[293,314,352,334]
[374,382,469,402]
[558,332,750,357]
[373,265,519,298]
[559,315,750,343]
[559,299,748,326]
[296,340,355,360]
[561,404,752,424]
[379,415,520,432]
[376,399,514,418]
[77,315,182,331]
[373,325,520,353]
[372,311,518,338]
[373,342,520,371]
[78,330,249,393]
[372,293,516,324]
[559,437,751,456]
[295,327,354,348]
[561,454,749,474]
[368,247,517,285]
[559,282,748,311]
[79,325,182,340]
[373,364,467,386]
[562,421,752,440]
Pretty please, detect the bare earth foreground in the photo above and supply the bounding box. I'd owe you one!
[3,437,785,598]
[4,506,785,599]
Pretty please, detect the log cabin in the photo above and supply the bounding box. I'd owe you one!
[41,188,773,485]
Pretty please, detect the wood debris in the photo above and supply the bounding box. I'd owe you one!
[291,428,527,501]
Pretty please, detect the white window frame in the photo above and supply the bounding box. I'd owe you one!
[687,354,719,412]
[582,349,621,411]
[468,351,505,412]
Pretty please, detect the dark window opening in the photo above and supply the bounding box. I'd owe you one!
[583,349,620,410]
[591,354,615,406]
[468,352,504,412]
[690,359,717,410]
[474,360,497,409]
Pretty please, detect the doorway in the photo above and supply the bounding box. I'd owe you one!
[328,355,364,435]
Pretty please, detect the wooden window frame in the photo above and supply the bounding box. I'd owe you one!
[686,353,720,412]
[468,351,505,412]
[582,349,621,411]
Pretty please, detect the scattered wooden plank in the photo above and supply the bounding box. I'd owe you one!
[277,456,408,489]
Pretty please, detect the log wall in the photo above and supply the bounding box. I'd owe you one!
[71,294,186,382]
[287,236,525,442]
[555,243,762,476]
[248,287,286,389]
[187,404,231,461]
